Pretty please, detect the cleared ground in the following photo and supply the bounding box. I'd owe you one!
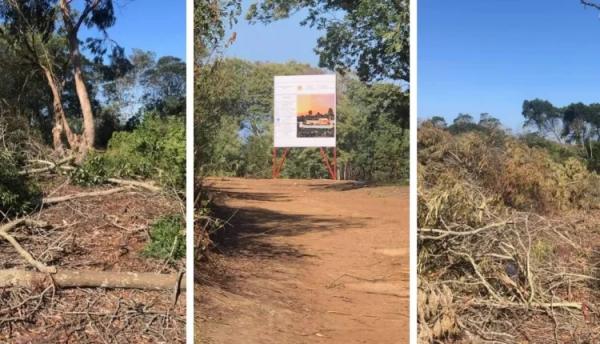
[197,177,409,344]
[0,177,185,343]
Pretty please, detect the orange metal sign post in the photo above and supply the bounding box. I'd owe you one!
[272,147,336,180]
[272,147,290,178]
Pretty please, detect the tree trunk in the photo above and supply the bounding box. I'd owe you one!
[60,0,96,158]
[69,32,96,151]
[42,67,68,154]
[42,67,83,155]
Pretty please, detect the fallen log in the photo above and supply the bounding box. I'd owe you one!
[43,186,131,205]
[0,269,186,291]
[107,178,161,192]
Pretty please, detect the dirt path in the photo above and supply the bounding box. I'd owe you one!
[197,177,409,344]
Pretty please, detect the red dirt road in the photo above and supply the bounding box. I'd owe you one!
[197,178,409,343]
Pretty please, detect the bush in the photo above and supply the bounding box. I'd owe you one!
[143,214,185,260]
[418,123,600,215]
[520,133,583,164]
[70,153,108,186]
[72,115,185,190]
[104,115,185,189]
[0,150,41,214]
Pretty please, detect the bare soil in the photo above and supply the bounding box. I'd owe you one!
[0,176,185,343]
[197,177,409,344]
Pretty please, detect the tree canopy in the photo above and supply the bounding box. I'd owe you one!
[246,0,408,83]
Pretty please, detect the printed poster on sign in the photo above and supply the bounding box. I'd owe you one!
[273,74,336,147]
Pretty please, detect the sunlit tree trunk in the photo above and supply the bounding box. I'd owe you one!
[41,67,78,154]
[59,0,96,157]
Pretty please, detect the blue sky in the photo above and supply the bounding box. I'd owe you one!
[81,0,185,60]
[418,0,600,131]
[225,1,322,65]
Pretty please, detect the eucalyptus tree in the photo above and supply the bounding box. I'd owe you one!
[0,0,73,152]
[0,0,121,158]
[58,0,118,155]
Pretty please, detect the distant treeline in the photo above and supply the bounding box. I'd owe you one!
[425,98,600,173]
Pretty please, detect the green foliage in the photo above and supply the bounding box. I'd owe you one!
[280,149,330,179]
[70,153,109,186]
[247,0,409,82]
[103,115,185,189]
[520,133,583,164]
[72,115,185,190]
[143,215,185,260]
[239,127,273,178]
[194,0,241,58]
[337,78,409,182]
[0,150,41,215]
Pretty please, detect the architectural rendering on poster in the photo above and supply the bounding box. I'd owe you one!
[273,75,336,148]
[273,75,337,179]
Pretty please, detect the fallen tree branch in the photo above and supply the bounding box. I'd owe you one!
[43,186,131,205]
[0,218,55,273]
[0,231,56,273]
[0,218,48,233]
[0,269,186,290]
[419,221,509,240]
[19,156,74,176]
[471,299,583,311]
[107,178,161,192]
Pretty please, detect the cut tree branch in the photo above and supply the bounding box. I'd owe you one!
[0,269,186,291]
[19,156,75,175]
[0,217,55,273]
[43,186,131,205]
[107,178,161,192]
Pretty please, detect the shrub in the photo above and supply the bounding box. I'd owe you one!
[143,214,185,260]
[418,124,600,215]
[0,150,41,214]
[72,115,185,190]
[70,153,109,186]
[104,115,185,189]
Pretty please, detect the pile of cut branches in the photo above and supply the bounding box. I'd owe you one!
[418,124,600,343]
[0,147,186,341]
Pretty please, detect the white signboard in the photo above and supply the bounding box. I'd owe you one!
[274,74,336,147]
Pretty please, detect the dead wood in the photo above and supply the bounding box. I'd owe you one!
[0,269,186,290]
[42,186,131,205]
[107,178,161,192]
[19,156,75,176]
[0,232,56,273]
[0,218,55,273]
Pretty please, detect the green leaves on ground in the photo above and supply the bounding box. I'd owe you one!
[70,153,109,186]
[143,215,185,260]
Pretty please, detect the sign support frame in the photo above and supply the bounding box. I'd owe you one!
[272,147,337,180]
